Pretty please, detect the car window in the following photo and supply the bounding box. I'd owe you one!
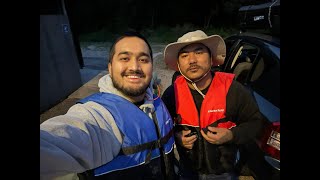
[230,43,259,83]
[222,38,239,71]
[250,53,280,108]
[231,46,244,69]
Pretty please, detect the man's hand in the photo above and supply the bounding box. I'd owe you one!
[175,130,197,150]
[200,126,233,145]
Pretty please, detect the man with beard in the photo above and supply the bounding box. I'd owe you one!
[40,31,176,180]
[161,30,264,179]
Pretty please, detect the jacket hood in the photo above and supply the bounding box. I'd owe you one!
[98,74,155,117]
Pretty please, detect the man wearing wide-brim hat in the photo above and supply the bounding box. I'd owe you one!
[161,30,264,179]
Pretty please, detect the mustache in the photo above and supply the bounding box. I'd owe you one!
[121,70,145,77]
[187,65,202,71]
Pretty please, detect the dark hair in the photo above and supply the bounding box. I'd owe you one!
[108,31,153,63]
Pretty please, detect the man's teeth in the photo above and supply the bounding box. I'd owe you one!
[127,75,140,78]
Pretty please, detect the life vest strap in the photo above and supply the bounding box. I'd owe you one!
[119,129,173,156]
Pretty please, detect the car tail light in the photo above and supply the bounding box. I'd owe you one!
[258,122,280,170]
[267,130,280,151]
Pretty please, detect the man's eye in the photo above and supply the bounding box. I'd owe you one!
[180,54,188,58]
[139,58,150,63]
[120,57,129,61]
[195,51,203,55]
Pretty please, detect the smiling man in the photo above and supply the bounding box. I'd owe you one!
[40,31,176,180]
[108,35,153,101]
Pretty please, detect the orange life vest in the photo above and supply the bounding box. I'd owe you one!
[174,72,236,129]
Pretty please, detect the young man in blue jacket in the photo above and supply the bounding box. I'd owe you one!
[40,31,176,180]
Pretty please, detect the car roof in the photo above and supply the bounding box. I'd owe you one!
[226,32,280,47]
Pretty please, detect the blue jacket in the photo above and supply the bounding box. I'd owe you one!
[78,92,175,179]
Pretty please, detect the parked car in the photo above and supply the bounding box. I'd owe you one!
[238,0,280,36]
[221,31,280,179]
[170,31,280,179]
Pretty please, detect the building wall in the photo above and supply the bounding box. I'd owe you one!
[40,15,82,113]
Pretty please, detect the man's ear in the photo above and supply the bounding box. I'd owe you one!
[108,63,112,77]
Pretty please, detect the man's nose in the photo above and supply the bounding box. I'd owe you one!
[189,52,197,64]
[128,58,141,70]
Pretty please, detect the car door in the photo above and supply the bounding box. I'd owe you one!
[224,38,280,121]
[247,44,280,123]
[224,39,261,85]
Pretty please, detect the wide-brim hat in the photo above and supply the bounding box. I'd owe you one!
[164,30,226,71]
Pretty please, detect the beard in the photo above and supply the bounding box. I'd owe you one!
[112,70,150,97]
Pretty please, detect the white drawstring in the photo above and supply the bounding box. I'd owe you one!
[177,62,211,99]
[191,82,206,98]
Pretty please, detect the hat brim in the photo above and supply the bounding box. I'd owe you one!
[164,35,226,71]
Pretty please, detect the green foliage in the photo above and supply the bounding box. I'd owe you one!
[79,24,239,43]
[142,24,194,44]
[79,28,116,42]
[205,27,239,39]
